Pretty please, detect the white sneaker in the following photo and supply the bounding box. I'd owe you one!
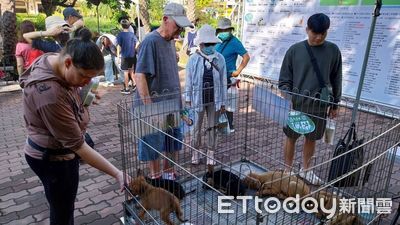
[299,168,323,185]
[206,150,216,165]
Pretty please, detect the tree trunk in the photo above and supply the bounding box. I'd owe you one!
[139,0,151,34]
[41,0,57,16]
[187,0,197,23]
[0,0,18,80]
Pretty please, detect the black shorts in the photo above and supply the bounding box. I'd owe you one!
[283,110,327,141]
[121,57,136,71]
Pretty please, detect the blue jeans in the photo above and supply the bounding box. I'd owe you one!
[26,154,79,225]
[104,55,115,83]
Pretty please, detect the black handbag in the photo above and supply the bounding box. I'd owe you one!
[328,123,365,187]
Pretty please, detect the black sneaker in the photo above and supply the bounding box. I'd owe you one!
[120,88,131,95]
[131,85,137,92]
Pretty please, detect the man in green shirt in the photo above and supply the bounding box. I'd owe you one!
[279,13,342,185]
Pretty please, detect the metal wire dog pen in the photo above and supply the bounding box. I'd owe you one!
[118,79,400,225]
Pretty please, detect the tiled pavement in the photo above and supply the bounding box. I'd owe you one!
[0,75,399,225]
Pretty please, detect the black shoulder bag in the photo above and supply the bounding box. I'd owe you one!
[327,123,366,187]
[304,41,332,107]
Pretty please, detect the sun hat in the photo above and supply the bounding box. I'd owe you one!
[216,18,234,31]
[63,7,82,20]
[163,3,193,28]
[45,16,69,31]
[194,24,221,46]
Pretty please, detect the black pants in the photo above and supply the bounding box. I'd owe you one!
[26,154,79,225]
[226,111,234,130]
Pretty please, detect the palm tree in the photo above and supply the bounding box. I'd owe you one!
[0,0,18,80]
[187,0,197,23]
[139,0,151,33]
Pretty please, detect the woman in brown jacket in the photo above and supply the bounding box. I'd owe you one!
[20,28,126,225]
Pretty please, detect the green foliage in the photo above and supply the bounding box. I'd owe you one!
[84,17,119,34]
[16,13,46,31]
[196,0,213,9]
[148,0,167,24]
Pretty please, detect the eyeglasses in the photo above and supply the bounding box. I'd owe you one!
[204,43,216,47]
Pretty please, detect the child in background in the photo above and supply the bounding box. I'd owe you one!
[117,18,139,94]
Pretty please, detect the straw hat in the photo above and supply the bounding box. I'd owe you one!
[194,24,221,46]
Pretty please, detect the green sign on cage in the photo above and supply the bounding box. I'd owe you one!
[287,111,315,134]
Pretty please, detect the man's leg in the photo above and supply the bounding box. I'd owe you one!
[128,69,136,90]
[303,138,316,169]
[124,70,130,90]
[149,160,161,178]
[284,137,297,170]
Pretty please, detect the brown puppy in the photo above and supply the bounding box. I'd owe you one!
[129,176,187,225]
[243,171,310,199]
[312,190,340,219]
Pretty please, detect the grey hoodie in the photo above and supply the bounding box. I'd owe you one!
[20,53,89,160]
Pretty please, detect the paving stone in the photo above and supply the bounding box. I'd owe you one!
[0,187,14,196]
[0,212,18,224]
[85,180,109,192]
[12,180,40,192]
[91,190,118,204]
[17,203,48,218]
[88,214,119,225]
[27,185,44,195]
[0,199,15,210]
[3,215,35,225]
[33,211,49,223]
[0,190,29,201]
[76,189,101,202]
[80,201,109,215]
[75,211,101,225]
[76,198,94,209]
[99,182,120,194]
[2,201,31,215]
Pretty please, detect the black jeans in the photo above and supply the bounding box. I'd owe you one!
[26,154,79,225]
[226,111,234,130]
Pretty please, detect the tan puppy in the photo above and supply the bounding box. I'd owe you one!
[243,171,310,199]
[129,176,187,225]
[312,191,363,225]
[312,190,340,219]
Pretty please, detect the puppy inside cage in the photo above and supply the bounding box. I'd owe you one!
[118,80,400,225]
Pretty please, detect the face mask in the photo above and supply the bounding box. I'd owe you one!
[202,46,215,55]
[218,32,231,41]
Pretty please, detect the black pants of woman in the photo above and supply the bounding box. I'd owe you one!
[26,154,79,225]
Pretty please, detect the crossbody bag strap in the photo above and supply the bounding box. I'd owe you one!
[196,51,221,74]
[304,41,326,89]
[219,36,233,54]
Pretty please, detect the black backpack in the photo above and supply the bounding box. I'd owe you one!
[328,123,367,187]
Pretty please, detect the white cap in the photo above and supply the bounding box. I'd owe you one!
[45,16,69,31]
[194,24,221,46]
